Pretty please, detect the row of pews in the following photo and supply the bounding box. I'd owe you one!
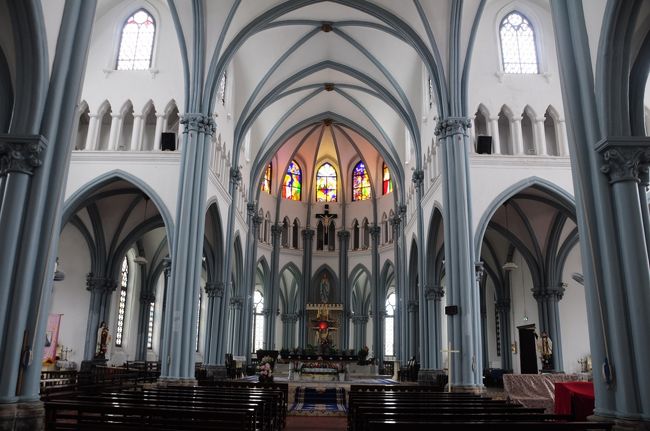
[44,382,288,430]
[348,384,614,431]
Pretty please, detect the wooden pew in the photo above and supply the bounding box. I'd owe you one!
[365,419,614,430]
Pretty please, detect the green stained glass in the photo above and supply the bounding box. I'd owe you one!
[282,160,301,201]
[353,161,371,201]
[316,163,337,202]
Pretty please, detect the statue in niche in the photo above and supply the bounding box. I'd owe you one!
[319,273,330,303]
[95,321,111,360]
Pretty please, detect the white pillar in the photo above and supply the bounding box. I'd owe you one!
[535,117,547,156]
[512,117,524,155]
[85,114,99,151]
[130,114,143,151]
[469,116,477,153]
[557,119,569,156]
[153,113,165,151]
[108,114,122,151]
[489,117,501,155]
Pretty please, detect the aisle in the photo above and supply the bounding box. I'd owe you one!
[285,416,347,431]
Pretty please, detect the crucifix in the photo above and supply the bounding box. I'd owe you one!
[316,204,338,248]
[441,342,459,392]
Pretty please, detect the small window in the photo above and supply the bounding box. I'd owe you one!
[116,10,155,70]
[316,163,337,202]
[146,301,155,349]
[115,257,129,347]
[252,291,265,353]
[261,163,272,194]
[352,161,371,201]
[499,11,538,74]
[384,293,396,356]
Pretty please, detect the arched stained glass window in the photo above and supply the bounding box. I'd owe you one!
[261,163,272,194]
[316,163,337,202]
[352,161,371,201]
[115,256,129,347]
[116,10,155,71]
[384,292,396,356]
[499,12,538,74]
[146,301,155,349]
[282,160,302,201]
[382,163,393,195]
[252,291,265,352]
[219,73,227,105]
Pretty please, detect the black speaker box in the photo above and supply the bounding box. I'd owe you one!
[445,305,459,315]
[476,135,492,154]
[161,132,176,151]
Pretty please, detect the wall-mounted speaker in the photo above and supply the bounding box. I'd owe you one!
[476,135,492,154]
[445,305,459,315]
[161,132,176,151]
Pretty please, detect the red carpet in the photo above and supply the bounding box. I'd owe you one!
[285,416,347,430]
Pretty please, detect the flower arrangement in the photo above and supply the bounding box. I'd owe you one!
[258,355,274,382]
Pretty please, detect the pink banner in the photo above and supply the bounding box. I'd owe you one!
[43,314,62,364]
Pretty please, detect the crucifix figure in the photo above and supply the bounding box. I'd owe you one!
[316,204,338,249]
[441,342,459,392]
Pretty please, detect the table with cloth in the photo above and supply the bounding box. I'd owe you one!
[503,373,579,413]
[554,381,595,420]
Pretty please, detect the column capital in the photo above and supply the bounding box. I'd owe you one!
[247,203,257,218]
[140,291,155,303]
[369,225,381,238]
[281,313,299,323]
[229,296,244,309]
[351,315,369,324]
[425,285,445,301]
[533,285,565,301]
[597,137,650,184]
[389,215,401,228]
[229,167,242,186]
[474,261,485,284]
[180,112,216,135]
[434,117,472,139]
[204,281,224,298]
[0,135,47,176]
[302,228,315,240]
[412,169,424,188]
[337,230,350,240]
[271,223,283,237]
[86,274,117,293]
[407,299,419,312]
[110,113,122,119]
[253,215,263,227]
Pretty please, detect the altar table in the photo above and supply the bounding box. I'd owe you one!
[555,381,595,421]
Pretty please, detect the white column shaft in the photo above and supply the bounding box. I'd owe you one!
[512,118,524,155]
[130,115,143,151]
[153,114,165,151]
[85,114,99,150]
[558,120,569,156]
[535,119,547,156]
[108,114,122,151]
[489,117,501,155]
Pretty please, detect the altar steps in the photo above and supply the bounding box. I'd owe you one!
[289,387,347,416]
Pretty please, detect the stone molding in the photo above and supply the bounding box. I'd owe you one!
[281,313,299,323]
[180,113,216,135]
[86,275,117,293]
[597,137,650,184]
[229,167,242,186]
[425,285,445,301]
[0,134,47,176]
[204,281,224,298]
[434,117,471,139]
[351,315,369,324]
[229,296,244,309]
[412,169,424,187]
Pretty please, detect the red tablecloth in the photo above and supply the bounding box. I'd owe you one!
[555,381,594,420]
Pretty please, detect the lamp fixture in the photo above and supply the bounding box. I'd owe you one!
[133,195,149,265]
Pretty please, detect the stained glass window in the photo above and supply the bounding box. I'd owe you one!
[316,163,337,202]
[352,161,371,201]
[115,257,129,347]
[261,163,272,194]
[252,291,265,353]
[384,293,396,356]
[146,301,155,349]
[282,160,302,201]
[382,163,393,195]
[499,12,538,74]
[116,10,155,71]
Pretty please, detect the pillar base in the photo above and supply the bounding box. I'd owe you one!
[0,401,44,431]
[590,415,650,431]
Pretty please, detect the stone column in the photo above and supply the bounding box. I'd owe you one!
[153,113,165,151]
[488,117,501,155]
[435,117,482,388]
[82,276,117,361]
[160,114,215,380]
[85,114,99,150]
[390,213,408,363]
[425,285,444,368]
[533,286,565,371]
[228,297,244,355]
[480,287,488,370]
[351,315,369,350]
[281,313,298,349]
[337,230,350,349]
[557,120,569,156]
[239,206,262,356]
[407,300,419,358]
[638,167,650,259]
[299,229,314,346]
[136,290,155,360]
[413,169,428,367]
[130,114,143,151]
[107,113,122,151]
[369,225,382,367]
[512,117,524,155]
[535,117,547,156]
[495,299,512,370]
[204,281,223,364]
[265,224,282,349]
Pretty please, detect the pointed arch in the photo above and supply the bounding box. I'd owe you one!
[316,162,338,202]
[116,9,156,71]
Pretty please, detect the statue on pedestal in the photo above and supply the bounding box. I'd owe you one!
[95,321,111,360]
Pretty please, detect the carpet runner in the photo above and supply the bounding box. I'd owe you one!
[289,387,347,416]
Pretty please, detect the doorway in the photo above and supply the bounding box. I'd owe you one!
[518,324,538,374]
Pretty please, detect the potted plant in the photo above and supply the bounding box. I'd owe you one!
[258,355,274,383]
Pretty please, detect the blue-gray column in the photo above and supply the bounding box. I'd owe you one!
[160,114,215,380]
[265,224,282,349]
[407,300,418,359]
[299,228,314,346]
[352,315,369,351]
[436,118,482,387]
[480,287,489,370]
[369,225,383,368]
[281,313,298,348]
[637,168,650,259]
[82,276,117,360]
[425,285,444,368]
[204,281,223,363]
[495,300,512,371]
[412,170,429,367]
[390,213,408,363]
[337,230,350,349]
[136,289,155,361]
[533,287,564,371]
[239,206,262,356]
[228,297,244,354]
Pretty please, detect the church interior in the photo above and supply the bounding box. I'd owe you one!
[1,0,649,429]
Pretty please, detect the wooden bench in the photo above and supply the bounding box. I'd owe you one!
[365,420,614,430]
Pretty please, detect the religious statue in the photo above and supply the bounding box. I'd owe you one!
[536,331,553,370]
[95,321,111,360]
[319,273,330,303]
